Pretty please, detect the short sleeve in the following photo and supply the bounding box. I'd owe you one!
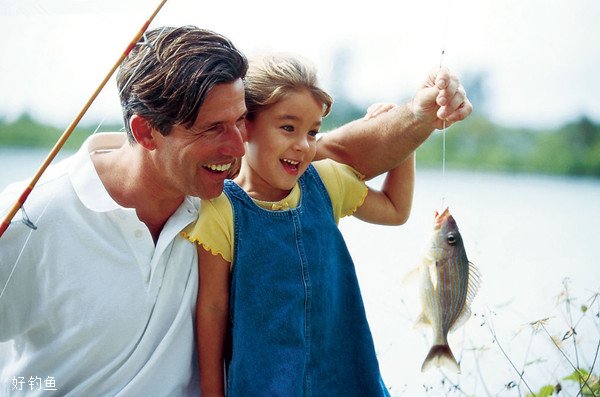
[181,192,234,263]
[313,159,368,224]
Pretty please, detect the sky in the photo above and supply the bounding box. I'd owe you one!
[0,0,599,130]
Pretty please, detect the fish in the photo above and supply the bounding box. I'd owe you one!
[416,207,480,373]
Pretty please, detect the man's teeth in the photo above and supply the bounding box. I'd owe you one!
[282,159,299,165]
[204,163,232,172]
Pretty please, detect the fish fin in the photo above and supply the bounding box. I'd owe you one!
[448,262,481,333]
[421,344,461,374]
[466,261,482,308]
[414,312,431,329]
[429,262,438,289]
[401,266,420,285]
[449,306,471,333]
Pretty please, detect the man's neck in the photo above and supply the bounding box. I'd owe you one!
[91,145,183,243]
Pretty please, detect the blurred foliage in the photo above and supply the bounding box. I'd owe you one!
[562,369,600,397]
[1,109,600,178]
[416,113,600,177]
[325,99,600,177]
[322,97,366,131]
[526,384,557,397]
[0,113,123,150]
[525,369,600,397]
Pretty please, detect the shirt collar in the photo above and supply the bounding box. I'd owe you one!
[68,133,199,228]
[69,133,128,212]
[253,183,301,211]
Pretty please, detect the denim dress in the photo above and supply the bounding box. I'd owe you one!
[224,165,390,397]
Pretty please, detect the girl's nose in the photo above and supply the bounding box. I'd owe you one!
[293,136,311,152]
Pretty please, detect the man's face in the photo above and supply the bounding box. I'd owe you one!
[152,79,247,200]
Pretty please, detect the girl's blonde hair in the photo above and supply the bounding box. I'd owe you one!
[244,54,333,120]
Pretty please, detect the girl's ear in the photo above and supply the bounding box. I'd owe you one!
[130,115,157,150]
[242,119,252,142]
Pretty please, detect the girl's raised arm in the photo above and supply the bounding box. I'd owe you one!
[352,152,415,226]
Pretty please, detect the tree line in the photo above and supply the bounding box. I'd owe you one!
[2,109,600,177]
[324,99,600,178]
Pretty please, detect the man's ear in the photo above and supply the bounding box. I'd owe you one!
[130,115,157,150]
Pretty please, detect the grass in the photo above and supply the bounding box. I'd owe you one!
[481,279,598,397]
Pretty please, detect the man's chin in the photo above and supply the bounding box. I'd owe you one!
[195,184,225,200]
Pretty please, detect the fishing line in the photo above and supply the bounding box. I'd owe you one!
[438,3,450,212]
[0,0,168,239]
[90,29,166,137]
[3,29,160,233]
[0,14,168,302]
[0,196,53,301]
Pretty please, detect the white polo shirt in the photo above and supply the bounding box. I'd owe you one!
[0,133,200,396]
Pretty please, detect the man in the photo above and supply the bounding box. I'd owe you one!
[0,26,471,396]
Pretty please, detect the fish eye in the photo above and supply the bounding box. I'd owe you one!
[447,233,457,245]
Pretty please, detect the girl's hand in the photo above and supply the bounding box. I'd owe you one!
[363,103,398,121]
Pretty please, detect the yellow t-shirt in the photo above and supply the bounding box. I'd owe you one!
[182,159,368,263]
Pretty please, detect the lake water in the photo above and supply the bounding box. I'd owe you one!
[1,147,599,395]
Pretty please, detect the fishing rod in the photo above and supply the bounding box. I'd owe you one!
[0,0,168,239]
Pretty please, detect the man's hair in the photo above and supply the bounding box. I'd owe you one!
[244,54,333,121]
[117,25,248,142]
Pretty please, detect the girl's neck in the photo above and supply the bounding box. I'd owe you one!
[234,164,293,203]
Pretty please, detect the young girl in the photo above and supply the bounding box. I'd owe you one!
[184,54,415,397]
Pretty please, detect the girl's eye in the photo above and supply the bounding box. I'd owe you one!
[282,125,294,132]
[308,130,319,137]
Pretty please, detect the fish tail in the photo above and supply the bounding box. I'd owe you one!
[421,344,461,374]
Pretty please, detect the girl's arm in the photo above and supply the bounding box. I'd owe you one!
[352,152,415,226]
[196,245,231,397]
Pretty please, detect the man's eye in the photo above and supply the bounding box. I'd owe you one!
[202,126,223,136]
[235,115,247,127]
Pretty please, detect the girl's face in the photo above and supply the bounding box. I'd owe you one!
[238,89,323,202]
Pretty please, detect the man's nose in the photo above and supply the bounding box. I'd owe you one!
[221,125,245,158]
